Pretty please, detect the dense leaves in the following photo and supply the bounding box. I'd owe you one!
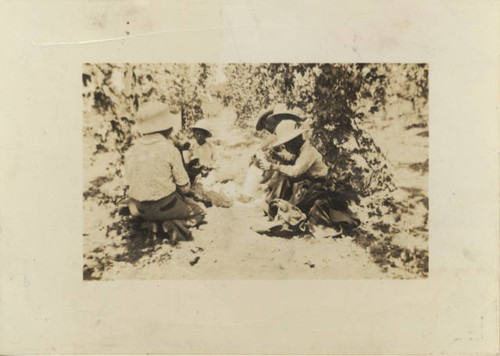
[83,63,214,161]
[83,63,428,196]
[214,63,425,195]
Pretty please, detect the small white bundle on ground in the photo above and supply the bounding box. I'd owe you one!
[238,163,264,203]
[193,154,267,208]
[193,173,239,208]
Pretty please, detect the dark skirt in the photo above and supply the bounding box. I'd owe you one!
[265,173,360,228]
[265,171,294,202]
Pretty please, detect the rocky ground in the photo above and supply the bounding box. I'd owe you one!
[83,103,428,280]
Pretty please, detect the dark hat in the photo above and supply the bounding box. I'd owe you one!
[267,103,303,123]
[255,108,274,131]
[255,103,304,132]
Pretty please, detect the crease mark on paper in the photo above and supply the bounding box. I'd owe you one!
[32,24,260,47]
[31,23,301,47]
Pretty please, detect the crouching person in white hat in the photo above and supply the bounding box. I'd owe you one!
[254,103,303,163]
[124,102,205,244]
[254,119,305,202]
[261,120,327,182]
[257,120,360,233]
[249,105,304,201]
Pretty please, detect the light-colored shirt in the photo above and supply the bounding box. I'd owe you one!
[277,141,328,179]
[190,140,216,167]
[124,133,189,201]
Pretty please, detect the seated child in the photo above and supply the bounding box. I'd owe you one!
[183,120,216,182]
[190,120,216,168]
[187,119,235,208]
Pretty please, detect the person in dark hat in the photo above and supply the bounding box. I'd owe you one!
[255,103,303,133]
[124,102,205,244]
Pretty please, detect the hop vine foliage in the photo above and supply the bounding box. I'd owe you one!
[83,63,215,160]
[83,62,428,200]
[215,63,402,195]
[311,64,396,195]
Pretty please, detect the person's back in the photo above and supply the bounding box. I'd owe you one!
[125,133,189,202]
[122,102,205,243]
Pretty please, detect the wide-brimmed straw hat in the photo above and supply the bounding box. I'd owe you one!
[137,102,181,135]
[191,119,212,137]
[271,120,305,148]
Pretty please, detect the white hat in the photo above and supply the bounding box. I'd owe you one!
[191,119,212,137]
[137,102,181,135]
[271,120,305,148]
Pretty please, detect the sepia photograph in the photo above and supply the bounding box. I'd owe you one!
[82,63,429,280]
[1,0,499,353]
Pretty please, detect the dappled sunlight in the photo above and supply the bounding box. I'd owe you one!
[82,63,428,280]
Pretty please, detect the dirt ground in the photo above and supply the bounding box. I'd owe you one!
[83,103,428,280]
